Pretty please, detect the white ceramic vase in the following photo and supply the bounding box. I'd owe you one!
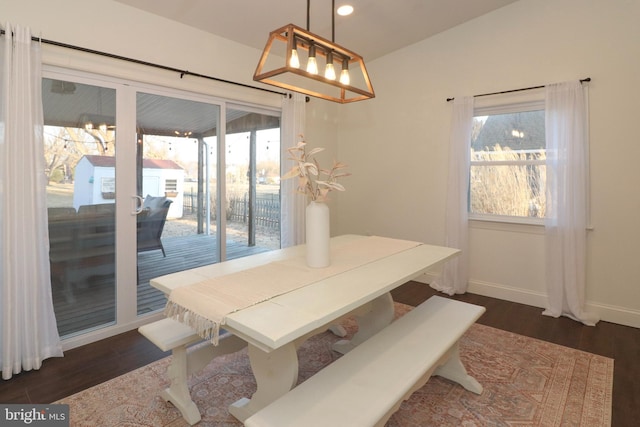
[305,201,330,268]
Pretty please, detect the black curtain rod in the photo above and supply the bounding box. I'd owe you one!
[0,29,286,97]
[446,77,591,102]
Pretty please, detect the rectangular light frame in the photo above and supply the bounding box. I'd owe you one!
[253,23,375,104]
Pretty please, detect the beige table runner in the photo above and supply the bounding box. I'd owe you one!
[164,236,421,344]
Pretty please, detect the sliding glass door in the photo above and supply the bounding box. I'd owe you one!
[42,68,282,344]
[133,96,283,315]
[43,77,118,337]
[134,91,222,315]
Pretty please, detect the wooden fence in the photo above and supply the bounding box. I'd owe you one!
[183,190,280,230]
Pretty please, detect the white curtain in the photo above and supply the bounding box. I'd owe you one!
[431,96,474,295]
[280,93,306,247]
[1,23,63,380]
[543,81,598,326]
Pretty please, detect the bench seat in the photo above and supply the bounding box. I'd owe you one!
[245,296,485,427]
[138,317,203,352]
[139,318,247,425]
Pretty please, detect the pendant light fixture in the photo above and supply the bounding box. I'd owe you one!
[253,0,374,103]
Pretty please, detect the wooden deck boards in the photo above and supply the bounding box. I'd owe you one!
[52,234,273,337]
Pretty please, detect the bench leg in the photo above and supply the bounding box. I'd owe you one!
[435,342,483,394]
[328,324,347,337]
[162,336,248,426]
[229,342,298,423]
[332,292,395,354]
[161,346,202,425]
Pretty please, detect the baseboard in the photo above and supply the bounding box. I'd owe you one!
[414,273,640,329]
[587,301,640,329]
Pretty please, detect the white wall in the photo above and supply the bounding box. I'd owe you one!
[336,0,640,327]
[72,157,95,209]
[2,0,283,107]
[141,168,184,218]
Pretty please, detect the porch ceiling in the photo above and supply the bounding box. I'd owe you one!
[42,78,278,138]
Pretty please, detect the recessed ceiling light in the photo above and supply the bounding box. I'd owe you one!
[337,5,354,16]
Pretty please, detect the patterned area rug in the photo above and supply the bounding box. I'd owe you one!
[56,303,613,426]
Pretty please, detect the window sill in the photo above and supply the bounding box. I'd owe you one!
[469,214,545,235]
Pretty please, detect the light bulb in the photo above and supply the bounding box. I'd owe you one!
[307,57,318,74]
[339,69,350,85]
[290,37,300,68]
[339,58,350,85]
[307,44,318,74]
[325,63,336,80]
[325,52,336,80]
[290,49,300,68]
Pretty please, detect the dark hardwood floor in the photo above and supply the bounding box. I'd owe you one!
[2,281,638,426]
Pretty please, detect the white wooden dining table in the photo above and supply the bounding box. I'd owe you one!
[151,234,459,422]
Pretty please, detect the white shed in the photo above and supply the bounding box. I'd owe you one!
[73,155,185,218]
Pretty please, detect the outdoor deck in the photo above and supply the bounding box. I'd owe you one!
[52,234,274,337]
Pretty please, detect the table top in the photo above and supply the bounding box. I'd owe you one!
[151,235,459,352]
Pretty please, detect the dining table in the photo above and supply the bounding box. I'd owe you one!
[151,234,459,422]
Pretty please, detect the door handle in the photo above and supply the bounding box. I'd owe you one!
[131,195,144,215]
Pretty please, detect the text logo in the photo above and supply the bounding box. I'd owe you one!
[1,405,69,426]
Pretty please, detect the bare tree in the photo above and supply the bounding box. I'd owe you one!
[44,126,115,183]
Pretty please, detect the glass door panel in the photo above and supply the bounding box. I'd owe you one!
[135,92,220,315]
[225,108,281,253]
[43,78,117,337]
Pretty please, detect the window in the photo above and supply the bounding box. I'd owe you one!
[165,178,178,192]
[470,104,546,222]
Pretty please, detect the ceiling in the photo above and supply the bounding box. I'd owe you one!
[114,0,518,61]
[43,1,521,135]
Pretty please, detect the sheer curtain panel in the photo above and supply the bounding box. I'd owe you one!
[544,80,598,326]
[431,96,474,295]
[0,23,63,380]
[280,93,306,247]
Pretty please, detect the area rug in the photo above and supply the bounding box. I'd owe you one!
[56,303,613,426]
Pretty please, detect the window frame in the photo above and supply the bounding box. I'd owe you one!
[469,97,546,226]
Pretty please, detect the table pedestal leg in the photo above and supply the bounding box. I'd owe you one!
[228,342,298,422]
[332,292,395,354]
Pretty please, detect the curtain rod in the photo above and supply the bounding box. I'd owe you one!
[446,77,591,102]
[0,29,286,97]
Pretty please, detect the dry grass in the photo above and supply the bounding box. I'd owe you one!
[46,183,75,207]
[470,146,546,218]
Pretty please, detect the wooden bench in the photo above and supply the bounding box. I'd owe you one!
[138,318,247,425]
[244,296,485,427]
